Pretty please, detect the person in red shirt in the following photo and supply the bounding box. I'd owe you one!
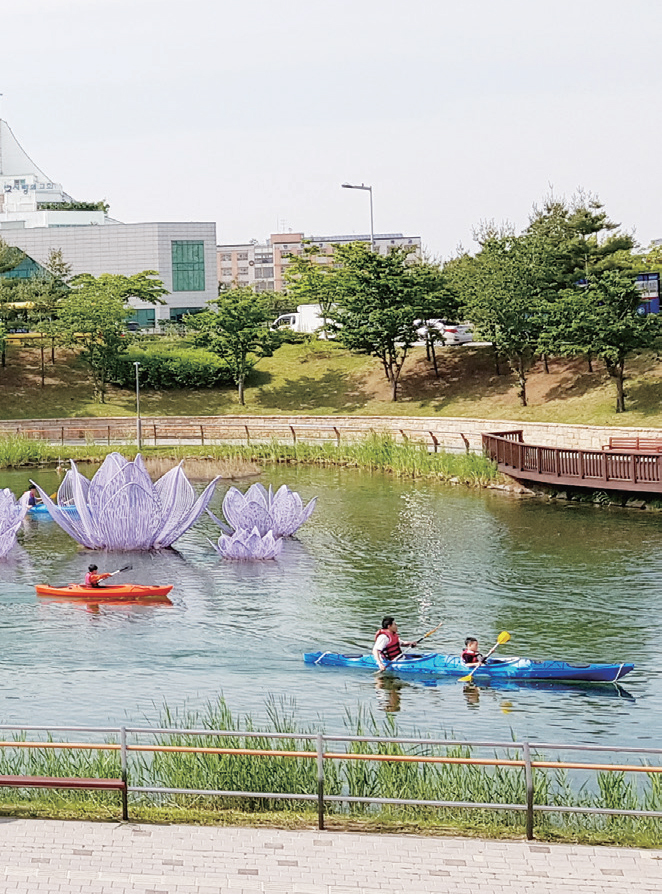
[84,564,112,588]
[461,637,484,665]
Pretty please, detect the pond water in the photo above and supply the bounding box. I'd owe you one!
[0,463,660,746]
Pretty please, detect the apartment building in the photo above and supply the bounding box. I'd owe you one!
[217,232,422,292]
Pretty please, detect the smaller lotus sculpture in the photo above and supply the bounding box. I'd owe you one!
[210,483,317,539]
[33,453,219,550]
[210,527,283,561]
[0,489,29,558]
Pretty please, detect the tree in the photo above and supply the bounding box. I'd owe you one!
[450,228,549,406]
[283,244,337,335]
[186,287,278,405]
[327,243,454,401]
[540,269,660,412]
[53,271,167,402]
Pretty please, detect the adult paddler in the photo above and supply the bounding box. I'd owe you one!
[372,616,418,671]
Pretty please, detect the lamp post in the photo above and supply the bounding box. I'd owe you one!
[341,182,374,251]
[134,361,141,449]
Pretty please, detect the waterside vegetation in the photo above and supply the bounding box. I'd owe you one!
[0,699,659,847]
[0,433,499,487]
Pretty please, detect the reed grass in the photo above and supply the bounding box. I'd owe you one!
[0,699,659,845]
[0,433,499,486]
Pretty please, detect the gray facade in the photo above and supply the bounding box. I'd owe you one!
[2,221,218,324]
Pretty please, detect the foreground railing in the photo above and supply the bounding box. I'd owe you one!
[0,724,660,839]
[483,430,662,492]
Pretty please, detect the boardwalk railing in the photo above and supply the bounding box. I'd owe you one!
[0,724,659,840]
[483,430,662,493]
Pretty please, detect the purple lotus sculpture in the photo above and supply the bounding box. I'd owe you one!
[210,527,283,561]
[210,483,316,539]
[0,489,29,558]
[32,453,219,550]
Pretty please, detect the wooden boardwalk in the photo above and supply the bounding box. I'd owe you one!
[483,430,662,494]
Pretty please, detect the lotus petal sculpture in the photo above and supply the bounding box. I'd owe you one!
[33,453,219,550]
[211,483,316,538]
[0,489,29,558]
[210,527,283,561]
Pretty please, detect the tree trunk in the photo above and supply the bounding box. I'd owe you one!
[238,376,245,406]
[430,341,439,379]
[41,344,45,387]
[587,352,593,373]
[391,375,398,401]
[543,354,549,374]
[51,338,55,364]
[606,359,626,412]
[516,355,527,407]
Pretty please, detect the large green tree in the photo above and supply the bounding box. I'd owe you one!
[186,287,277,405]
[540,269,660,412]
[53,271,166,402]
[448,228,549,406]
[328,243,454,401]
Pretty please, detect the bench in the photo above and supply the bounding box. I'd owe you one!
[604,437,662,452]
[0,775,128,820]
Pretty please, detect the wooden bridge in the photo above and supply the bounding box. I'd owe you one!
[482,430,662,494]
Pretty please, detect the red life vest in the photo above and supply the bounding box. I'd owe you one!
[85,572,101,588]
[375,628,402,661]
[462,648,483,664]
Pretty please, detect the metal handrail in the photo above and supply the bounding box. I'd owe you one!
[0,723,659,839]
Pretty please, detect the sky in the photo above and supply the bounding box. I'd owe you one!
[3,0,661,259]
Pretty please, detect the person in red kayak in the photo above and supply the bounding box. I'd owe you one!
[372,616,418,671]
[84,564,112,588]
[461,637,484,665]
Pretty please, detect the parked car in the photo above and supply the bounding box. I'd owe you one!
[415,319,473,345]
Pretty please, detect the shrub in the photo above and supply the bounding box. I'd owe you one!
[108,345,234,390]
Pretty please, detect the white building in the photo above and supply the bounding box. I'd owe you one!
[0,120,217,324]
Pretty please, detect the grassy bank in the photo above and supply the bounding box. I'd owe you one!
[3,340,662,427]
[0,698,658,847]
[0,434,499,485]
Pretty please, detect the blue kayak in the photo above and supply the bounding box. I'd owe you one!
[303,651,634,683]
[29,503,78,517]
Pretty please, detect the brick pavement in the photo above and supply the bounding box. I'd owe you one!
[0,819,659,893]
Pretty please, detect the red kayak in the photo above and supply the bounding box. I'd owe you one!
[35,583,174,602]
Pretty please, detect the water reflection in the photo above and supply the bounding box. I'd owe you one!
[0,463,655,745]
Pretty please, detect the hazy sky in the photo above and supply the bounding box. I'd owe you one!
[3,0,660,258]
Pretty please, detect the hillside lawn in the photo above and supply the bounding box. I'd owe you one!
[2,339,662,427]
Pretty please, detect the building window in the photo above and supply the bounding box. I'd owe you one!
[221,268,233,276]
[170,306,204,322]
[172,241,205,292]
[237,252,249,260]
[220,253,232,261]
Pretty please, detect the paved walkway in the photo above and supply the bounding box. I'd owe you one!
[0,819,660,893]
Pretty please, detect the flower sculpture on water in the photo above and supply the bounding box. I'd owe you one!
[211,483,317,539]
[0,489,29,558]
[210,528,283,561]
[33,453,219,550]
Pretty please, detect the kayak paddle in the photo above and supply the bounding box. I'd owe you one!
[108,564,132,577]
[458,631,511,682]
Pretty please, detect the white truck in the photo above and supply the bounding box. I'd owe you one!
[272,304,325,335]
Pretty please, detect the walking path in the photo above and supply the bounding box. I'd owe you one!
[0,819,660,893]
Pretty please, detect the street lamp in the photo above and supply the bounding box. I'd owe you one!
[134,361,141,449]
[341,182,374,251]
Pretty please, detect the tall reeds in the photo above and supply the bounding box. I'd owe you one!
[0,699,659,845]
[0,433,499,485]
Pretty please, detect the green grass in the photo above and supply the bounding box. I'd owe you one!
[4,339,662,427]
[0,698,658,846]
